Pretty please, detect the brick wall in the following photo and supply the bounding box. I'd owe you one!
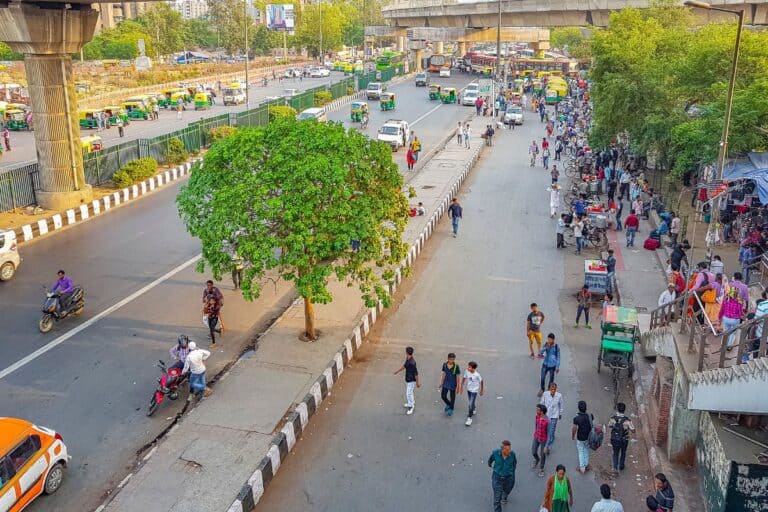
[649,356,674,446]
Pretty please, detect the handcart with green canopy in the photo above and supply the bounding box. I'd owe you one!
[598,305,639,406]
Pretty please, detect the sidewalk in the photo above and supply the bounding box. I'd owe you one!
[100,116,489,512]
[556,197,705,512]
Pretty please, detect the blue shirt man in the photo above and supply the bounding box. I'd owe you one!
[539,334,561,393]
[574,198,587,217]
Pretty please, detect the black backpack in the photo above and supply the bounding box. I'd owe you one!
[610,415,628,446]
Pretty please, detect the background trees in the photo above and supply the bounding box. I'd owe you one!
[177,119,410,340]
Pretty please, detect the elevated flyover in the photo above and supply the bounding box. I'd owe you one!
[382,0,768,28]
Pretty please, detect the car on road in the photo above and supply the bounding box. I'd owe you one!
[503,104,524,125]
[0,417,69,510]
[377,119,410,151]
[462,90,479,106]
[0,230,20,281]
[310,67,330,78]
[222,87,246,106]
[366,82,386,100]
[297,107,328,122]
[464,83,480,95]
[414,73,428,86]
[439,67,451,78]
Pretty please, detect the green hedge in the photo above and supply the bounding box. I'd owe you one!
[314,90,333,106]
[112,157,158,188]
[209,125,237,142]
[165,138,189,165]
[268,105,297,120]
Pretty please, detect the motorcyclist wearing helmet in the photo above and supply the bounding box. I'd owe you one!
[170,335,191,370]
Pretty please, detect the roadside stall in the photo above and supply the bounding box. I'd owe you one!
[584,259,609,296]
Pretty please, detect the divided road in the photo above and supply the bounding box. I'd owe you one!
[0,71,478,511]
[255,114,603,511]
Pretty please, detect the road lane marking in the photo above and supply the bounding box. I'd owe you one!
[0,254,201,381]
[411,81,475,127]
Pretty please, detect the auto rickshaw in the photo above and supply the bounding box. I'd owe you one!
[440,87,457,104]
[5,109,28,130]
[428,84,441,100]
[123,101,149,120]
[160,87,188,108]
[103,106,129,127]
[80,134,103,154]
[481,67,493,78]
[79,109,103,129]
[194,92,212,110]
[513,78,525,94]
[350,101,369,122]
[532,79,544,95]
[380,92,396,111]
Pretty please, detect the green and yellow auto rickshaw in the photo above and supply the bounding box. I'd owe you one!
[103,106,129,127]
[80,134,103,154]
[481,67,493,78]
[122,101,149,120]
[5,109,28,130]
[380,92,396,111]
[79,109,102,129]
[160,87,188,108]
[428,84,441,100]
[194,92,212,110]
[350,101,369,122]
[440,87,457,104]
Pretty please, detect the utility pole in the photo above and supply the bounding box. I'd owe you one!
[319,0,323,64]
[495,0,502,79]
[244,0,250,106]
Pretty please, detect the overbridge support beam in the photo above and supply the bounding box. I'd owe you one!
[0,2,98,210]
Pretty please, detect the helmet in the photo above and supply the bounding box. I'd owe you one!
[177,334,190,347]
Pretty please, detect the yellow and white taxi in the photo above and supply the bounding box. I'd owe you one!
[0,418,69,512]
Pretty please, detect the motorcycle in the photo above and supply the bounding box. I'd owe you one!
[38,287,85,333]
[146,360,188,417]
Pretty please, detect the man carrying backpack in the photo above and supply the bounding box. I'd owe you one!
[608,402,635,472]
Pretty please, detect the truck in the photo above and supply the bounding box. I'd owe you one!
[377,119,410,151]
[222,86,246,105]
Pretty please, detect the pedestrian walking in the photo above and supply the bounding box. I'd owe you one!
[203,279,224,307]
[448,197,462,237]
[203,296,224,347]
[658,283,677,307]
[176,100,184,120]
[463,123,471,149]
[488,440,517,512]
[456,121,463,145]
[182,341,211,400]
[2,127,10,151]
[540,381,563,450]
[411,134,421,161]
[557,214,567,249]
[542,146,551,170]
[438,352,461,416]
[406,146,416,171]
[231,256,244,290]
[532,404,549,477]
[461,361,483,425]
[538,333,560,393]
[591,484,624,512]
[116,118,125,137]
[551,164,559,184]
[608,402,635,472]
[575,284,592,328]
[529,140,539,166]
[573,214,587,253]
[555,137,563,160]
[651,473,675,512]
[548,184,561,218]
[719,288,745,349]
[484,124,495,146]
[624,211,639,247]
[572,400,594,474]
[542,465,574,512]
[605,249,616,294]
[669,212,680,247]
[394,346,419,415]
[527,303,546,359]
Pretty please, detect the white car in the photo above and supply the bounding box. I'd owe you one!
[462,91,479,106]
[297,107,328,122]
[504,104,524,125]
[222,87,246,105]
[439,67,451,78]
[366,82,385,100]
[0,230,20,281]
[316,67,330,77]
[377,119,410,151]
[464,83,480,94]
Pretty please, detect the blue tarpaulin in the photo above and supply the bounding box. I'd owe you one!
[723,152,768,203]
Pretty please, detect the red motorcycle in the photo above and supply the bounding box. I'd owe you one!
[146,360,187,417]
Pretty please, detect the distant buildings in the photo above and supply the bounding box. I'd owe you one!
[94,2,151,31]
[172,0,210,19]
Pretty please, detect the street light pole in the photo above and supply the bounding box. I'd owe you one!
[244,0,250,107]
[319,0,323,65]
[495,0,502,79]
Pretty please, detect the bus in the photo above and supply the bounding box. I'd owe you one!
[507,58,578,77]
[427,54,455,72]
[376,51,403,70]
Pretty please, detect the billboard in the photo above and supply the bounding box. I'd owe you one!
[266,4,294,32]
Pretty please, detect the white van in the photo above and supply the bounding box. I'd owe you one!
[297,107,328,122]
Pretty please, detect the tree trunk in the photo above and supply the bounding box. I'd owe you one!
[303,297,317,341]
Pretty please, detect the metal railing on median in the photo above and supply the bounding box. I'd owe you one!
[0,71,398,213]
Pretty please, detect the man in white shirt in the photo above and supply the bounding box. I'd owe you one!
[658,283,677,307]
[591,484,624,512]
[539,382,563,451]
[183,341,211,399]
[669,212,681,247]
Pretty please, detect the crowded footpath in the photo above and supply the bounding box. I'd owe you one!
[389,75,677,512]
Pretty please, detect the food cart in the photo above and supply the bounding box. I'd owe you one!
[584,259,609,297]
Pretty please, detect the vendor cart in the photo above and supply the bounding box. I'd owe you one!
[584,259,609,296]
[598,305,639,406]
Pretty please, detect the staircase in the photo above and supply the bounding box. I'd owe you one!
[645,292,768,414]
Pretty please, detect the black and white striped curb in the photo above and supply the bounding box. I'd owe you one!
[7,159,202,246]
[227,136,483,512]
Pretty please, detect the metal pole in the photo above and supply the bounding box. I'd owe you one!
[319,0,323,65]
[244,0,250,107]
[716,9,743,180]
[496,0,502,79]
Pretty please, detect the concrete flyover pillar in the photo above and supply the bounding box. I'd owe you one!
[414,49,423,71]
[458,42,467,56]
[435,41,444,54]
[397,36,406,52]
[0,2,99,210]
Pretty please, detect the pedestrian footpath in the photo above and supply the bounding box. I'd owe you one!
[101,116,490,512]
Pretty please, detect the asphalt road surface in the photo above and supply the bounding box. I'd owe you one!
[0,71,347,169]
[0,71,479,512]
[254,115,604,511]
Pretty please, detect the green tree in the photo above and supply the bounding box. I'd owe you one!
[138,2,186,57]
[294,3,346,58]
[0,42,23,60]
[184,18,219,49]
[177,119,409,340]
[550,27,592,59]
[207,0,252,55]
[81,20,154,60]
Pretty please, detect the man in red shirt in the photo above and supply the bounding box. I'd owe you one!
[624,211,640,247]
